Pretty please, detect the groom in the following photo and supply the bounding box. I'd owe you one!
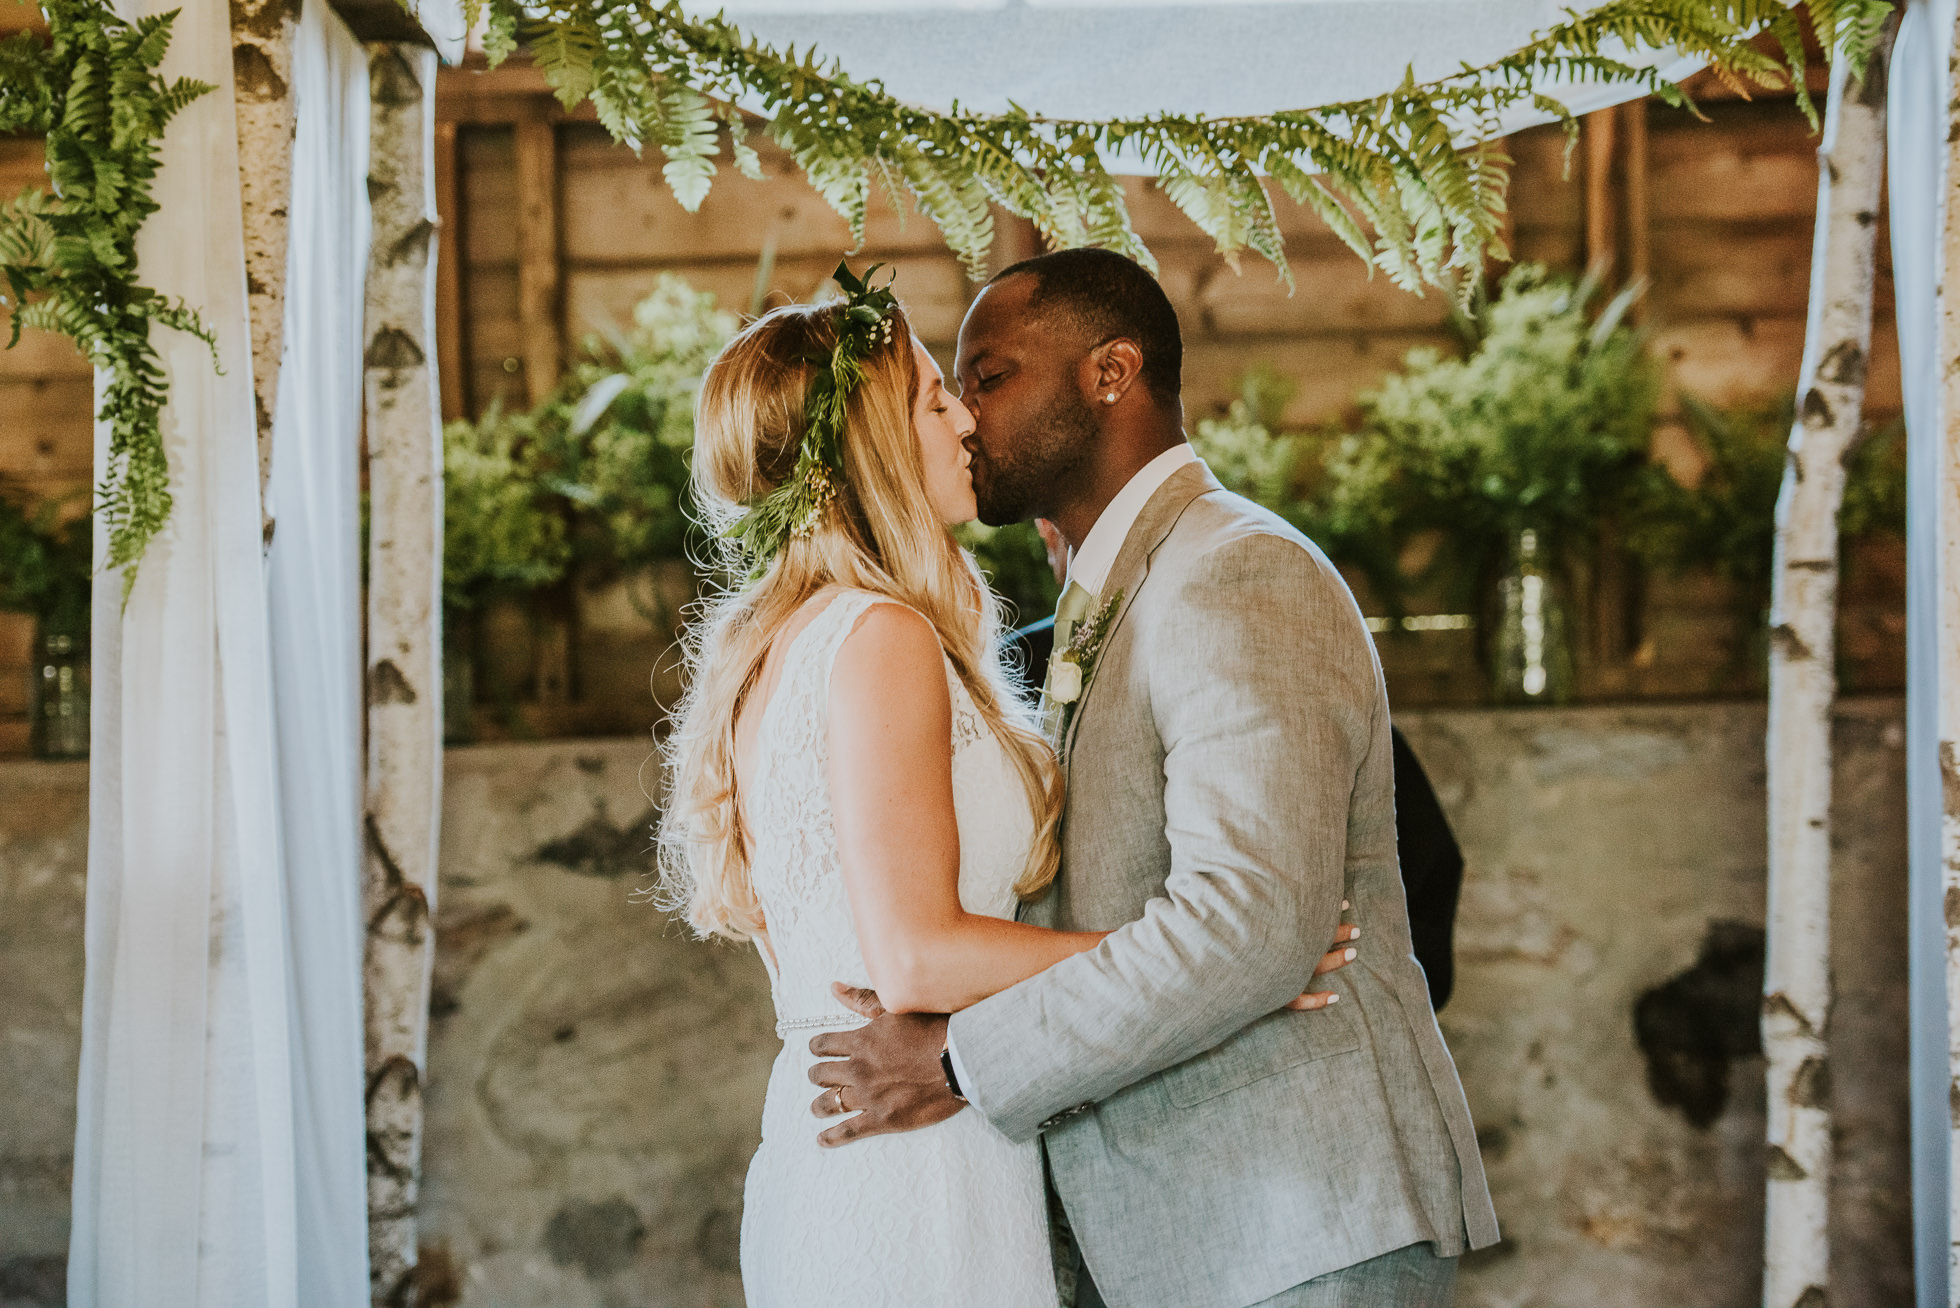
[809,248,1498,1307]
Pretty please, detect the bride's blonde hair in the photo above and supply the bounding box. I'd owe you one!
[656,299,1063,943]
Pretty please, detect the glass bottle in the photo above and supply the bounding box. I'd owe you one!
[1491,528,1573,705]
[29,622,89,759]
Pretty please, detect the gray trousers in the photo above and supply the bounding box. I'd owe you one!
[1074,1241,1458,1308]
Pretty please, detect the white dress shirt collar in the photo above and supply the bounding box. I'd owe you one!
[1064,442,1200,599]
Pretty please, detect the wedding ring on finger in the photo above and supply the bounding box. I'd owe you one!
[831,1087,848,1115]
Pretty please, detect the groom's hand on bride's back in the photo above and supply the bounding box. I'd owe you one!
[808,982,963,1147]
[807,911,1361,1146]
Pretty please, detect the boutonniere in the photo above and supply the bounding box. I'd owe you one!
[1048,588,1123,733]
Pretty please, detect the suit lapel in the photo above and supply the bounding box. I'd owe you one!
[1061,461,1221,764]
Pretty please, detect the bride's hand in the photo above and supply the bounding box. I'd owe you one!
[1285,903,1359,1011]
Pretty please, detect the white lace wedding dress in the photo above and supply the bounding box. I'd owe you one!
[738,589,1060,1308]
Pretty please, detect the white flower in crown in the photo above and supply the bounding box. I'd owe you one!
[1049,657,1084,704]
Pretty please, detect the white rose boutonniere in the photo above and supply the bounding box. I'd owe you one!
[1043,588,1123,739]
[1049,657,1084,704]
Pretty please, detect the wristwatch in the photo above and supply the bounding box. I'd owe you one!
[939,1041,967,1102]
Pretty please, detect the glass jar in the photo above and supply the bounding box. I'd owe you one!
[29,623,89,759]
[1490,528,1573,705]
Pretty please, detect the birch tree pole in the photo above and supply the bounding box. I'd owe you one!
[1762,15,1896,1307]
[229,0,298,539]
[362,41,444,1307]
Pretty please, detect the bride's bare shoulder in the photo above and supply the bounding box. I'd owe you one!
[830,595,949,719]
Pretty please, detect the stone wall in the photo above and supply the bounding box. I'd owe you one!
[0,699,1910,1306]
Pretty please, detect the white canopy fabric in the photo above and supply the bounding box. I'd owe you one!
[1890,2,1957,1305]
[266,3,373,1301]
[686,0,1704,168]
[69,0,296,1296]
[67,0,372,1303]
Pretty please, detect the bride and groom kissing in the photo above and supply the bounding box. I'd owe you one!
[656,248,1498,1307]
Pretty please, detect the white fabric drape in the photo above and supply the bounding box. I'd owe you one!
[70,0,295,1298]
[1892,2,1958,1304]
[266,5,372,1303]
[69,0,370,1302]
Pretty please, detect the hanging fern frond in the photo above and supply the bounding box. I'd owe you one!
[656,81,719,210]
[0,0,214,593]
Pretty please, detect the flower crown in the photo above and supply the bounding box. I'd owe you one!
[724,261,901,575]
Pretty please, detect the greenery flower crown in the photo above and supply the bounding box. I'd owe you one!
[724,260,901,576]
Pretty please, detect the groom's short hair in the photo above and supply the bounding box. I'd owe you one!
[990,248,1182,407]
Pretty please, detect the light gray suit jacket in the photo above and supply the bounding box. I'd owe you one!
[948,462,1499,1308]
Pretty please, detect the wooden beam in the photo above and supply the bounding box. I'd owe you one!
[436,60,599,125]
[433,119,468,421]
[328,0,463,58]
[513,118,572,707]
[514,119,562,407]
[1494,134,1517,271]
[1621,97,1650,322]
[1584,107,1618,280]
[0,0,45,36]
[1578,105,1638,688]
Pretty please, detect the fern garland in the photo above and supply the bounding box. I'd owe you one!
[479,0,1891,291]
[0,0,214,594]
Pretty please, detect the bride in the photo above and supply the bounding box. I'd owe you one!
[656,268,1349,1307]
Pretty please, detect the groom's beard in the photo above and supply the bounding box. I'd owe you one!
[971,388,1098,527]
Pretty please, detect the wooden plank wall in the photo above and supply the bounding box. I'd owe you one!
[437,70,1901,722]
[0,65,1908,751]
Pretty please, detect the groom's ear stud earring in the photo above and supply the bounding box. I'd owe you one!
[1104,393,1118,404]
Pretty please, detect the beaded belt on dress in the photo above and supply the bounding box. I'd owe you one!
[774,1011,869,1039]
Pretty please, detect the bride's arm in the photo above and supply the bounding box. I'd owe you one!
[828,602,1105,1015]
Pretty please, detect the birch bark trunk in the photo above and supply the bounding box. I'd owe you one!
[229,0,297,540]
[1762,20,1895,1308]
[361,42,443,1307]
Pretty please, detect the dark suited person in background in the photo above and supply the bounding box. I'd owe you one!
[1005,518,1465,1010]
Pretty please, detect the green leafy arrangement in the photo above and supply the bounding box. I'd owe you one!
[538,274,737,588]
[442,272,736,613]
[1317,264,1659,612]
[1839,415,1906,542]
[1188,358,1907,649]
[1627,392,1905,622]
[0,0,215,593]
[0,484,91,635]
[483,0,1889,291]
[1625,392,1788,622]
[1192,389,1307,514]
[442,409,572,614]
